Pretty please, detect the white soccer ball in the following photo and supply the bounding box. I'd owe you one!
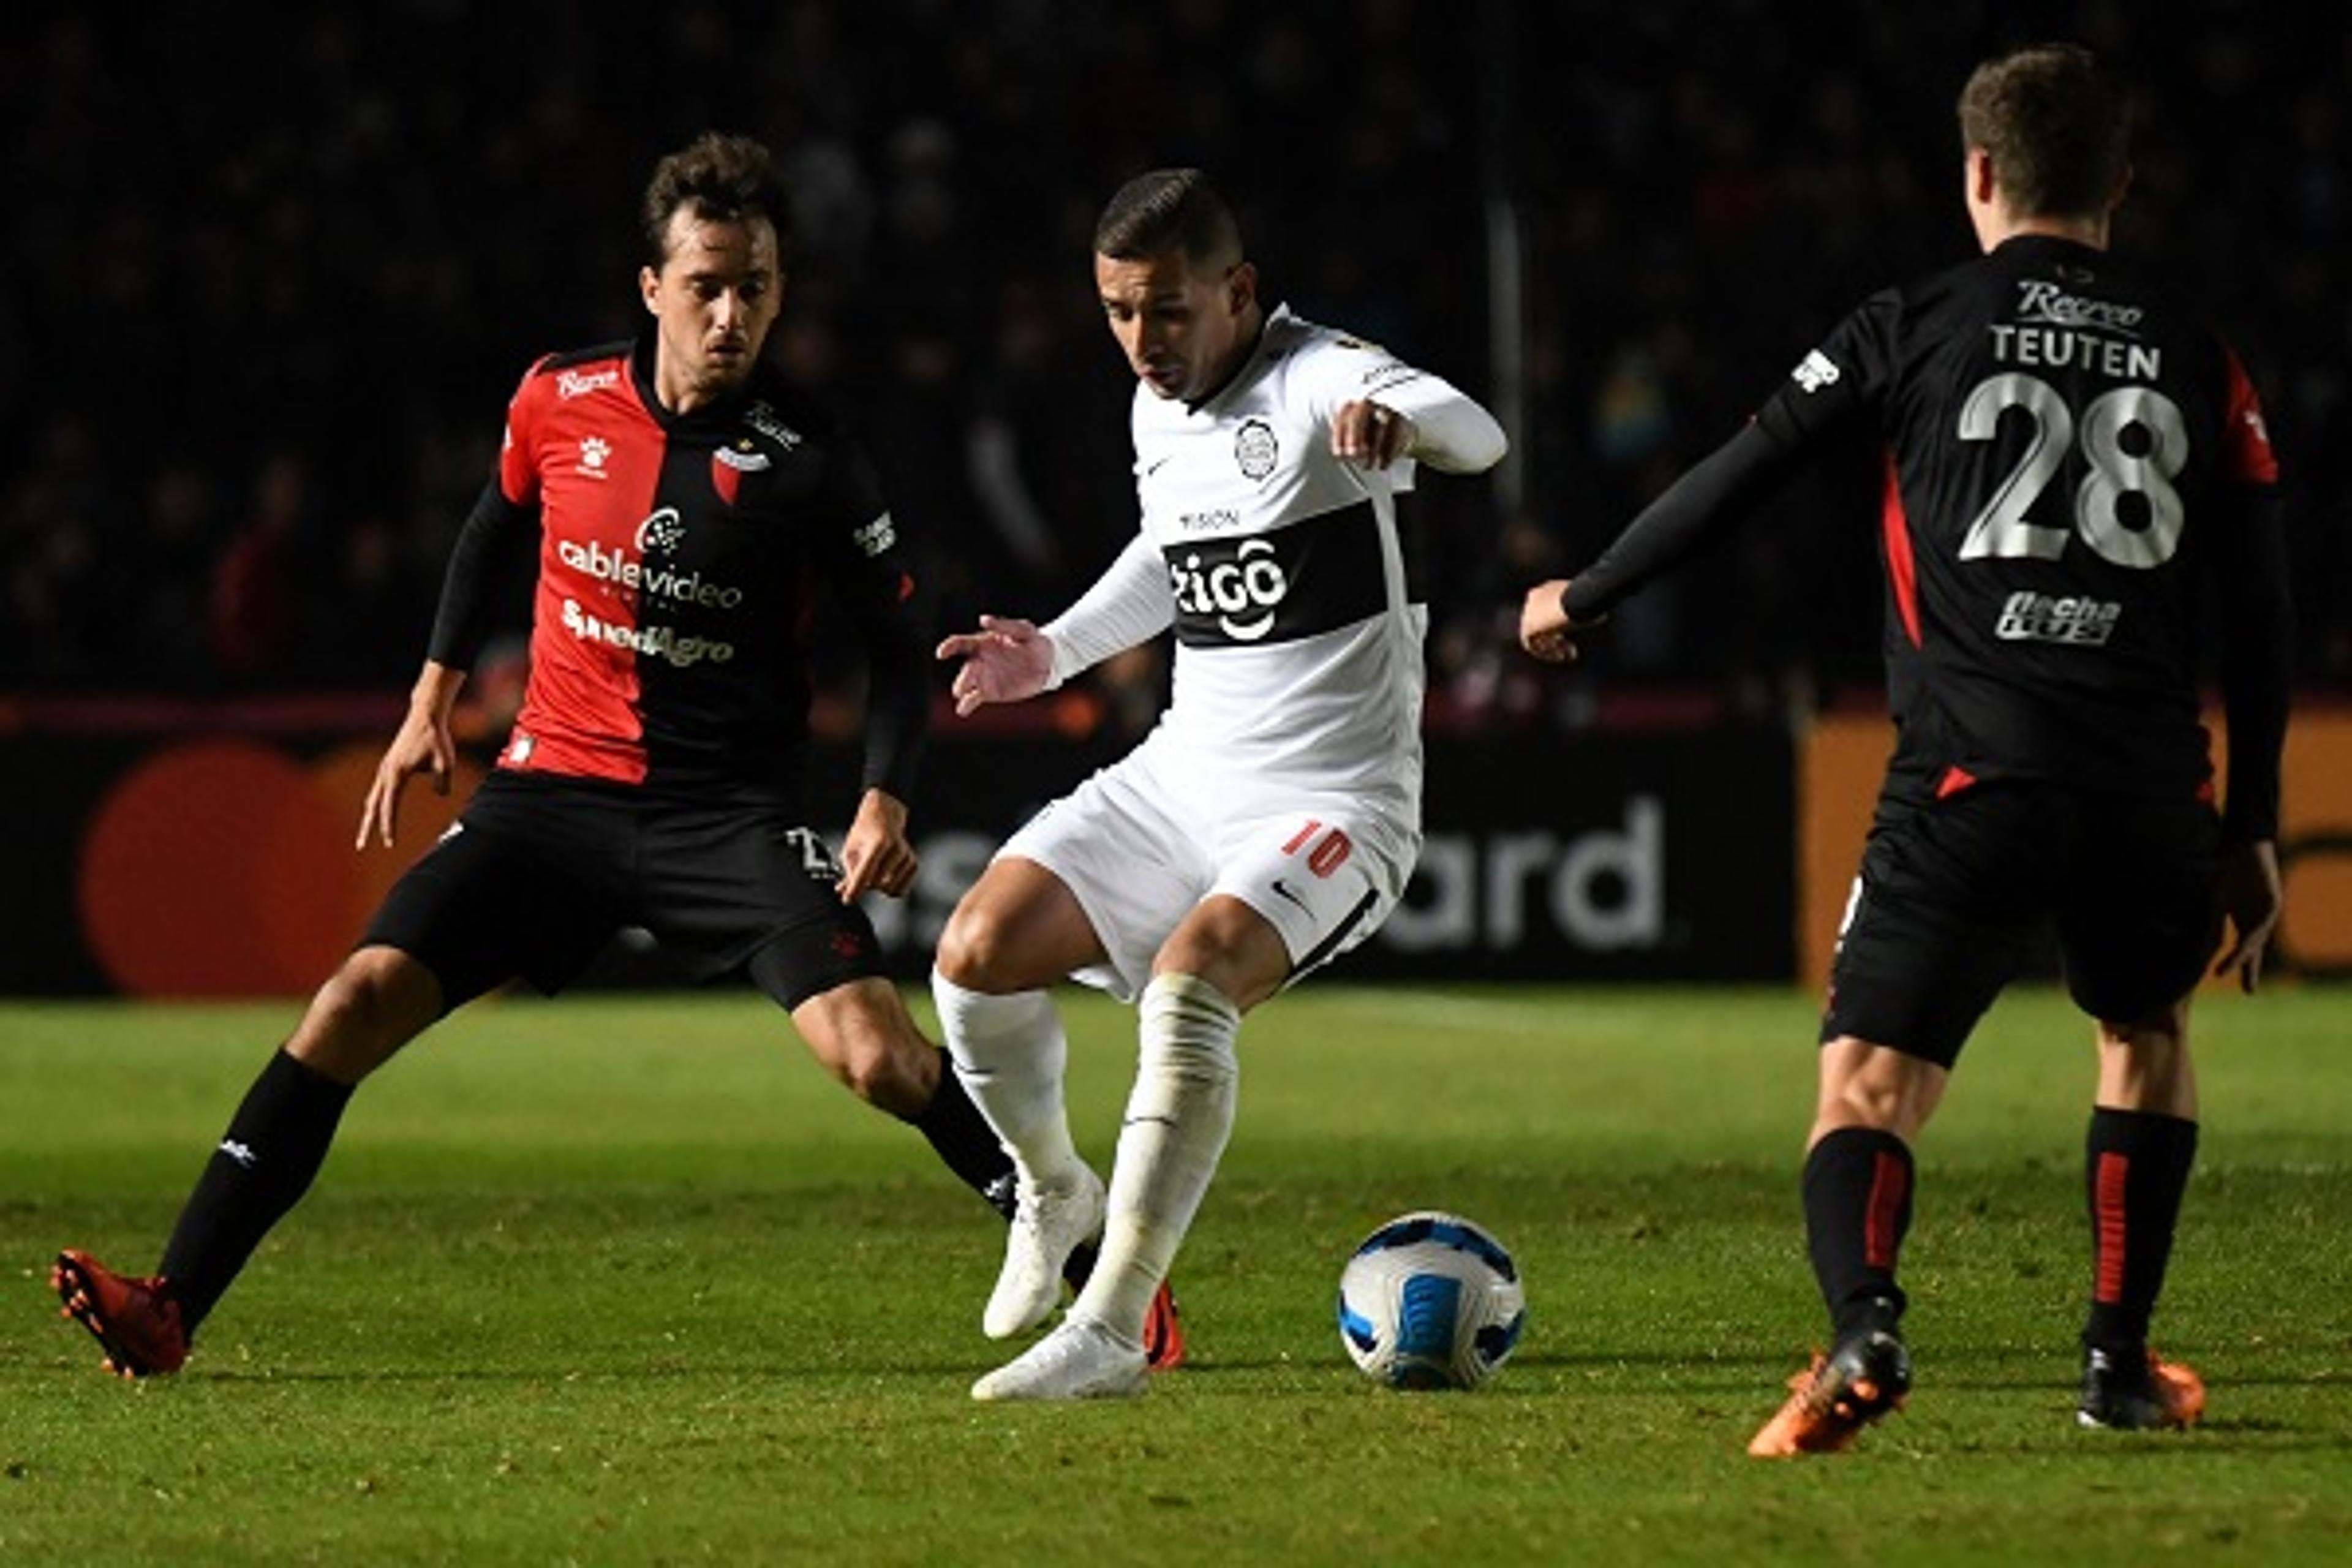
[1336,1210,1526,1390]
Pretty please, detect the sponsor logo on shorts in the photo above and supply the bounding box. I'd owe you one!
[1792,349,1841,393]
[851,513,897,557]
[1995,590,2121,646]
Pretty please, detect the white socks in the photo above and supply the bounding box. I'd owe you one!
[930,970,1082,1188]
[1074,973,1240,1341]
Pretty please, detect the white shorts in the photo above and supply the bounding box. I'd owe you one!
[997,750,1413,1003]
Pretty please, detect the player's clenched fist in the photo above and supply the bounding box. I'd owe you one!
[1517,578,1597,665]
[1330,399,1417,470]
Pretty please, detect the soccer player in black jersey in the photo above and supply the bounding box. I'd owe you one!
[51,131,1180,1379]
[1521,45,2291,1453]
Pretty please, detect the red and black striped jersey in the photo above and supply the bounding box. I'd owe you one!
[1569,234,2290,834]
[429,334,925,809]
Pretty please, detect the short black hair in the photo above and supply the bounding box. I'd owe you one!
[1957,43,2132,219]
[1092,167,1243,268]
[641,132,792,268]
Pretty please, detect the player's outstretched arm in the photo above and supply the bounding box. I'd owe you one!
[936,615,1055,717]
[358,662,465,848]
[837,787,918,902]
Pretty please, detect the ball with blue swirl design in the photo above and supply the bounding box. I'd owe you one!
[1336,1211,1526,1390]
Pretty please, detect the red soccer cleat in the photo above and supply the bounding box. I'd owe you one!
[1142,1278,1186,1372]
[52,1250,189,1379]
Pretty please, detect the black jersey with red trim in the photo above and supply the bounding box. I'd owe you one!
[1568,234,2287,827]
[427,334,924,809]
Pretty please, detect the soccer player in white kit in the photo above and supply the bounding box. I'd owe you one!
[932,168,1507,1400]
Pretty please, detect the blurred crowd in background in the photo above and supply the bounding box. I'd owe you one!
[3,1,2342,730]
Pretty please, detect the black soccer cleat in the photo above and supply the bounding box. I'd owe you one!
[2078,1345,2204,1430]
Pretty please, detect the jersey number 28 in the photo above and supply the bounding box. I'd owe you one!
[1956,372,2187,570]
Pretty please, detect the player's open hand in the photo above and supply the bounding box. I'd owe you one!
[838,788,917,901]
[937,614,1054,717]
[2212,839,2283,993]
[1518,578,1601,665]
[1331,399,1417,470]
[357,704,456,849]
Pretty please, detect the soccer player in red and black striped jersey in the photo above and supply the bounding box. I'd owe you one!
[53,132,1180,1378]
[1520,45,2291,1453]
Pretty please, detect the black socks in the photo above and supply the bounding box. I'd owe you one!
[1803,1126,1915,1339]
[2082,1106,2198,1353]
[909,1048,1019,1218]
[159,1049,355,1331]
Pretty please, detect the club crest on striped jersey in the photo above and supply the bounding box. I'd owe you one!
[712,439,771,504]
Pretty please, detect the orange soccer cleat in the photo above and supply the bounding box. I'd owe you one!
[1747,1327,1911,1457]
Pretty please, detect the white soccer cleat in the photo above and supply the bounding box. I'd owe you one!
[971,1316,1148,1402]
[983,1164,1107,1339]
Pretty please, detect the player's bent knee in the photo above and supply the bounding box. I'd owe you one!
[1816,1036,1945,1140]
[793,984,937,1116]
[288,948,439,1082]
[934,902,1029,993]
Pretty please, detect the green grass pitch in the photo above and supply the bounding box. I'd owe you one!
[2,984,2347,1564]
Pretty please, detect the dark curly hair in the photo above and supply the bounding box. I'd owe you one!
[640,132,793,268]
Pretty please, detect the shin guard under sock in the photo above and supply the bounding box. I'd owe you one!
[1803,1126,1915,1338]
[159,1049,354,1330]
[2082,1106,2198,1353]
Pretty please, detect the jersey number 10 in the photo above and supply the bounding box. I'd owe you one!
[1956,372,2188,570]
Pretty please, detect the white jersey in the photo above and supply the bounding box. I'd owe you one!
[1119,306,1464,840]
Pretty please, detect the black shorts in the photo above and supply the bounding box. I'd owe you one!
[1820,780,2223,1068]
[363,770,883,1012]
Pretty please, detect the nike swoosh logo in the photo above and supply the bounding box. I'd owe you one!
[1142,456,1172,476]
[1270,878,1311,913]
